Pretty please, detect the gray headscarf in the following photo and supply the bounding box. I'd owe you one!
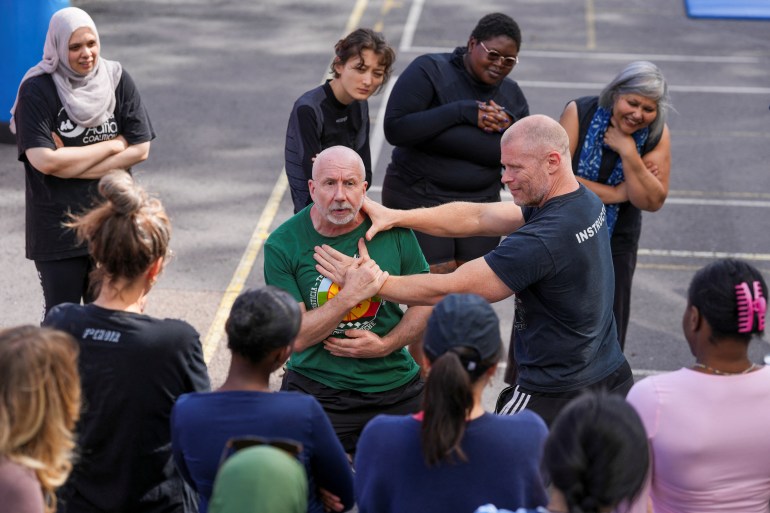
[9,7,122,134]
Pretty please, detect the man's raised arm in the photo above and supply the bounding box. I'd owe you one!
[362,197,525,241]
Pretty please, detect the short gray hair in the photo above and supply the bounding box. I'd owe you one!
[598,61,671,143]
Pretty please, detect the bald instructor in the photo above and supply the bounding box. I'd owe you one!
[315,115,631,425]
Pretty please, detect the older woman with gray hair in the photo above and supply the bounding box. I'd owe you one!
[559,61,672,350]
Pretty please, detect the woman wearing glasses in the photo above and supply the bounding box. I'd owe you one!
[559,61,672,350]
[381,12,528,275]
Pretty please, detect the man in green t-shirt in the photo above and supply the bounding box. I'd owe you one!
[264,146,431,454]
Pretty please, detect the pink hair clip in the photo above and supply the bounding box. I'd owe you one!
[735,281,767,333]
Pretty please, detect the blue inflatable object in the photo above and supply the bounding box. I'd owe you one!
[0,0,70,142]
[685,0,770,20]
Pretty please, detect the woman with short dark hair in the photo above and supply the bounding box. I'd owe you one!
[381,12,529,275]
[284,28,395,213]
[171,286,354,513]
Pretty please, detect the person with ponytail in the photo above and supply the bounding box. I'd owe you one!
[476,391,650,513]
[43,170,210,513]
[11,7,155,318]
[0,326,81,513]
[626,258,770,512]
[354,293,547,513]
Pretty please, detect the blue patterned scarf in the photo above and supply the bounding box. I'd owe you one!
[576,106,648,235]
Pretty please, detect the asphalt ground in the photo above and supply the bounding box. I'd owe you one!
[1,0,770,407]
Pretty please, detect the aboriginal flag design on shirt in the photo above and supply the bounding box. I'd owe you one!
[311,276,382,334]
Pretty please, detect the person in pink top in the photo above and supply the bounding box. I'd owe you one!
[627,258,769,513]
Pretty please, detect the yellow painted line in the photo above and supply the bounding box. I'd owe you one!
[202,0,369,364]
[202,174,288,362]
[585,0,596,50]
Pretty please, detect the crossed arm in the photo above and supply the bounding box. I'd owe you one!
[290,257,432,358]
[26,137,151,179]
[560,101,670,211]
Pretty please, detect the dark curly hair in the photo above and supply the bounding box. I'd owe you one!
[329,28,395,92]
[470,12,522,50]
[225,286,302,365]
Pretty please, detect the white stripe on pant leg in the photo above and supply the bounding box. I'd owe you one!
[501,385,532,415]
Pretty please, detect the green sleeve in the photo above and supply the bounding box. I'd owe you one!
[263,238,303,303]
[397,228,430,276]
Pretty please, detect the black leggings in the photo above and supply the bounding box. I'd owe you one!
[35,256,94,321]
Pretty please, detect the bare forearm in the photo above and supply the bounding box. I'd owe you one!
[26,138,126,178]
[77,142,151,179]
[379,274,451,306]
[294,297,357,352]
[577,176,627,204]
[622,153,667,210]
[381,306,432,350]
[380,258,513,305]
[394,202,519,237]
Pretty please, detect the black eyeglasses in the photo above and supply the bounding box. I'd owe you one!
[479,41,518,67]
[218,436,304,469]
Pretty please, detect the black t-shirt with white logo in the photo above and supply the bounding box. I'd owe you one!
[14,71,155,260]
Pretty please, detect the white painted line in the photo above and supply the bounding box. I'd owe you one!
[633,369,664,378]
[370,76,397,170]
[497,362,665,378]
[665,198,770,207]
[517,80,770,95]
[670,190,770,199]
[406,46,763,64]
[637,249,770,261]
[400,0,425,52]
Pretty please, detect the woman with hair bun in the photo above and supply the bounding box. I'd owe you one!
[355,293,547,513]
[476,392,650,513]
[43,170,210,513]
[0,326,81,513]
[626,258,770,513]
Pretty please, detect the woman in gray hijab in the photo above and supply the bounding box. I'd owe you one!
[10,6,155,319]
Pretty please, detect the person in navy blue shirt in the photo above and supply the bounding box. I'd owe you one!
[355,294,548,513]
[171,287,354,513]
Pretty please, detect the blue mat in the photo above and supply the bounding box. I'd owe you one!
[685,0,770,19]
